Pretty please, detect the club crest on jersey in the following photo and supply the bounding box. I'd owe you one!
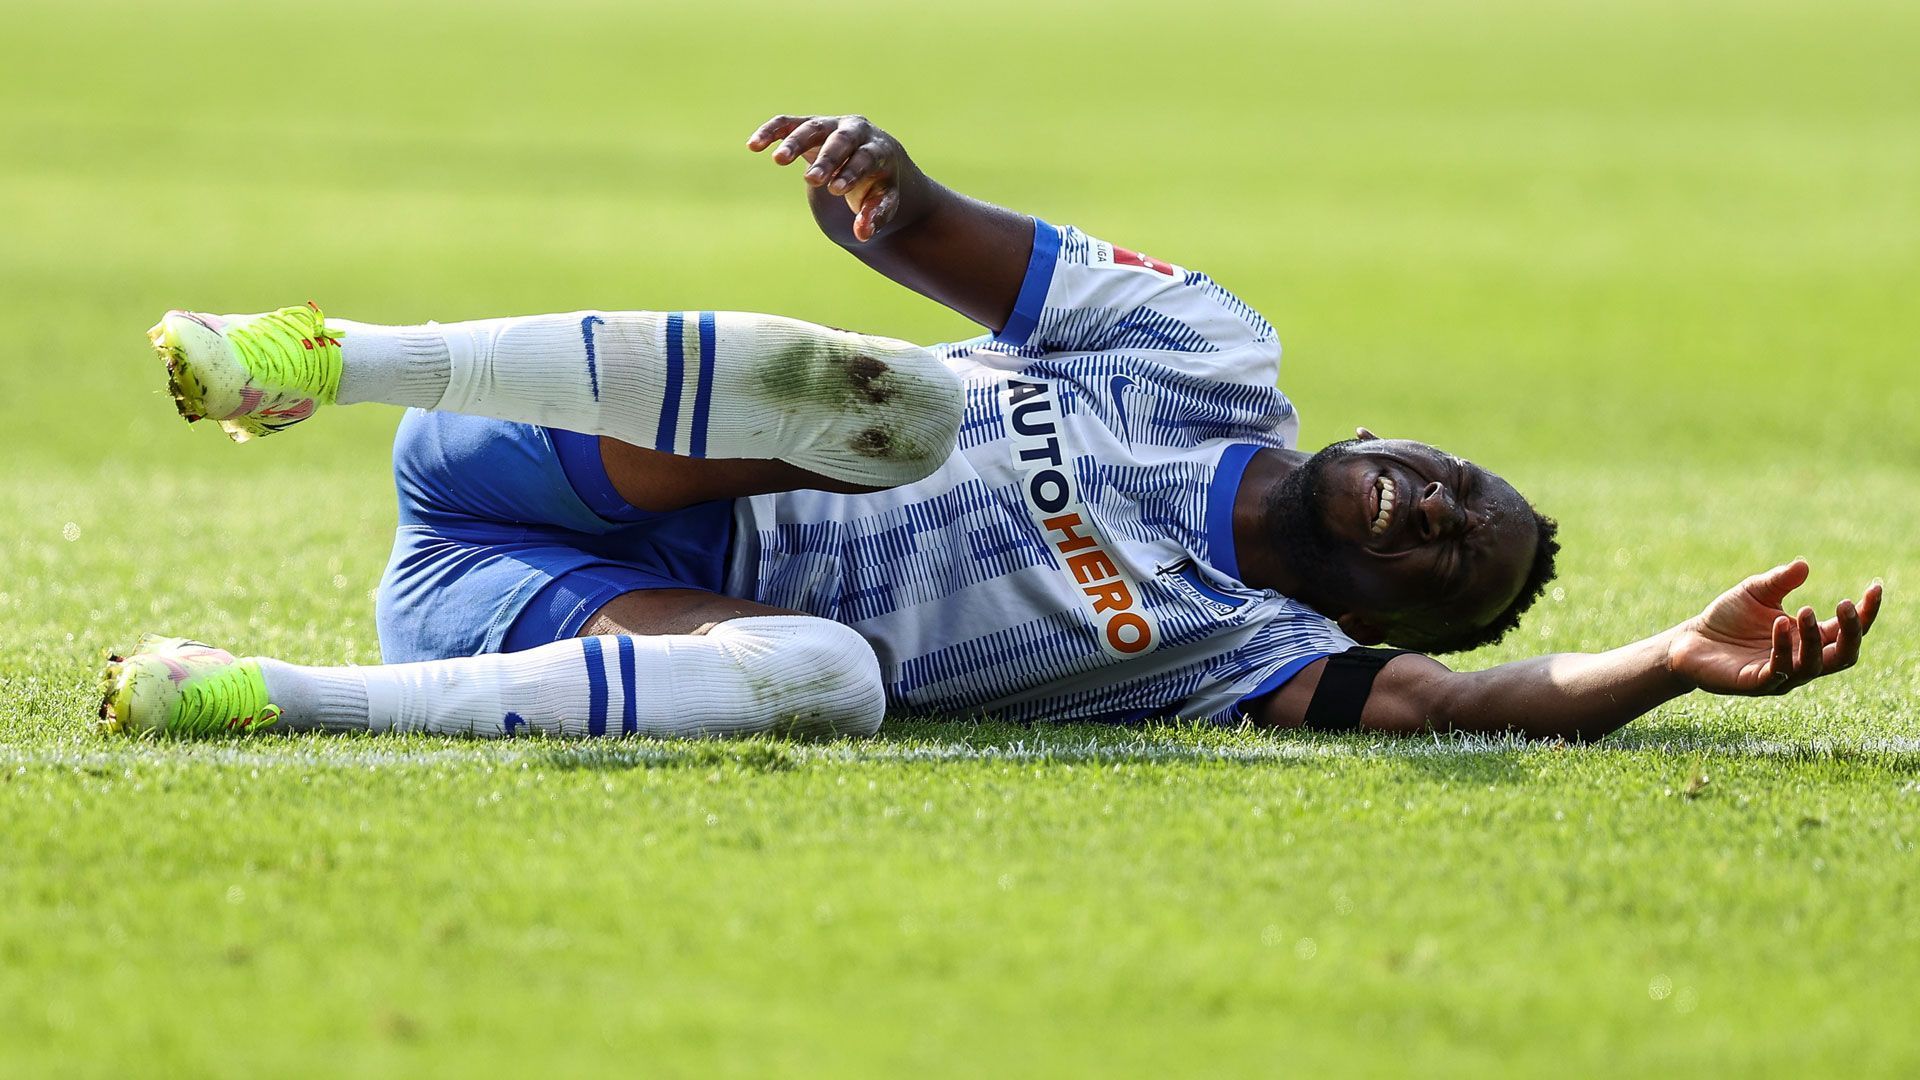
[1004,378,1160,659]
[1155,558,1248,619]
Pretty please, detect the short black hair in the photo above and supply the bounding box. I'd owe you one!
[1426,510,1561,654]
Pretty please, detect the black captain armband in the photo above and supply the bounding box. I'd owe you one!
[1301,647,1412,732]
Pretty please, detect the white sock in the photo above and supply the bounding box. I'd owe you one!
[333,320,451,408]
[255,660,370,732]
[335,310,962,488]
[255,617,885,739]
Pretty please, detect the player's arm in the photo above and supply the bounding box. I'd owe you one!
[746,114,1032,334]
[1256,560,1883,740]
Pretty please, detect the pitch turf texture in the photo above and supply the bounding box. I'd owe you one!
[3,0,1916,1074]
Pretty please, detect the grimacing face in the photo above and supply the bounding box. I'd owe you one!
[1283,436,1539,649]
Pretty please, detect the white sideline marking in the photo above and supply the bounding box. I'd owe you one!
[3,733,1917,771]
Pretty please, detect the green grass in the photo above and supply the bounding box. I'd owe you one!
[3,0,1917,1074]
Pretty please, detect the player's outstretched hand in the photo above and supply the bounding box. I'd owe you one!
[1667,559,1883,696]
[748,114,911,242]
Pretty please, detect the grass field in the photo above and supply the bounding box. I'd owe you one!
[3,0,1917,1074]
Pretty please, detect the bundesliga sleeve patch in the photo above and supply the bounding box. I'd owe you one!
[1004,378,1161,659]
[1086,238,1180,277]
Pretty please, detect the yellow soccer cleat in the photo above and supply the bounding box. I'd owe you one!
[146,303,344,441]
[98,635,280,737]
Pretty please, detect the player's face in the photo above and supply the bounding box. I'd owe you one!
[1295,438,1539,648]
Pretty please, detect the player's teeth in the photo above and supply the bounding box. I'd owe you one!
[1371,476,1395,535]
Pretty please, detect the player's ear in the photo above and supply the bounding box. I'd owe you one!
[1335,612,1386,645]
[1354,427,1380,441]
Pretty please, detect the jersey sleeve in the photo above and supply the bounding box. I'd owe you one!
[993,219,1281,388]
[1204,600,1358,723]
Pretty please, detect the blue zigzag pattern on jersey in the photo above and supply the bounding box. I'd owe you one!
[751,478,1054,624]
[1017,356,1295,451]
[1092,307,1213,354]
[1032,226,1277,357]
[993,668,1208,725]
[1194,605,1356,717]
[1035,603,1350,725]
[896,611,1108,702]
[945,337,1045,363]
[1071,458,1213,548]
[1059,227,1095,263]
[923,600,1352,724]
[1033,306,1119,355]
[1185,270,1277,343]
[955,383,1006,450]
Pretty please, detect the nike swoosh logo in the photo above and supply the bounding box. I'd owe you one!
[580,314,606,401]
[1109,374,1136,445]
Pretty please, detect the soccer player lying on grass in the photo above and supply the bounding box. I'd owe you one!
[100,113,1883,742]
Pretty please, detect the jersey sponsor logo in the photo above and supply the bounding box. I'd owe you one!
[1155,558,1248,619]
[1087,238,1180,277]
[1004,378,1160,659]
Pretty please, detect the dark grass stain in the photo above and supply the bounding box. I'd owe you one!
[850,427,894,457]
[753,338,939,463]
[756,339,900,410]
[844,354,895,404]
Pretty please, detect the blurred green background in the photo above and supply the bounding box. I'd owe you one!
[2,0,1916,1075]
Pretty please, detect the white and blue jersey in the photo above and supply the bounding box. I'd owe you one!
[376,220,1354,723]
[724,221,1354,723]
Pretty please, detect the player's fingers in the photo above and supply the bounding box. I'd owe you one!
[1766,615,1793,693]
[1791,606,1824,683]
[772,117,837,165]
[1809,582,1881,648]
[806,121,867,187]
[748,115,809,151]
[829,145,883,195]
[1858,581,1883,635]
[1745,559,1810,609]
[839,173,880,217]
[852,194,879,242]
[1823,598,1863,672]
[854,186,902,243]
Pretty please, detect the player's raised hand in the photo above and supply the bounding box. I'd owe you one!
[1667,559,1882,696]
[748,114,910,242]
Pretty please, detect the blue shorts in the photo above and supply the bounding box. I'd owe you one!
[374,410,735,663]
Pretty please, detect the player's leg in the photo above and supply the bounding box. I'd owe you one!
[592,439,889,512]
[147,305,963,492]
[571,587,796,638]
[94,421,888,740]
[100,592,886,739]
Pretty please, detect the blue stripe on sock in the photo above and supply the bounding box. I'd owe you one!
[689,311,718,458]
[582,636,608,737]
[658,312,685,454]
[580,314,605,401]
[617,636,637,736]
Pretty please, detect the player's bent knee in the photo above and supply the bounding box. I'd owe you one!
[723,318,964,489]
[781,342,962,489]
[703,616,886,737]
[848,346,964,486]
